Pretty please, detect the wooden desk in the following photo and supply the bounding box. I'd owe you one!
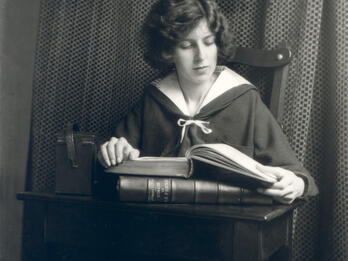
[17,192,302,261]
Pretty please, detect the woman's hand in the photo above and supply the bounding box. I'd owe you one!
[98,137,140,167]
[256,165,305,204]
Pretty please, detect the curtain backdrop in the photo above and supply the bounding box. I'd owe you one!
[28,0,348,260]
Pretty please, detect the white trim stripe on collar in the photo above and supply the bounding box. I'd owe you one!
[152,66,251,116]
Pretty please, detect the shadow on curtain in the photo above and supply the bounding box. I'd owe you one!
[28,0,348,260]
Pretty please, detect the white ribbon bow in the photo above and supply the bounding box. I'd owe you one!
[177,118,212,143]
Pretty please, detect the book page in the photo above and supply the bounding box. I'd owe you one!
[188,143,277,181]
[133,157,187,162]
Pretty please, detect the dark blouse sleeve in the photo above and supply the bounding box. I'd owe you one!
[113,100,143,149]
[253,93,318,197]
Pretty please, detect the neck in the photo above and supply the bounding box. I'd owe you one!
[177,74,217,116]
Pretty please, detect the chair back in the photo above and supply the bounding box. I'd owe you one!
[228,43,292,125]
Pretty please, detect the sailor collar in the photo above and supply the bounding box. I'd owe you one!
[151,66,252,116]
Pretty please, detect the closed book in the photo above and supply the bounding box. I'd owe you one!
[106,143,278,188]
[117,176,273,205]
[107,157,191,178]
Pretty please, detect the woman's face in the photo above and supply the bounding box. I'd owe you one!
[171,19,218,86]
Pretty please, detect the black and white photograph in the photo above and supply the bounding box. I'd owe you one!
[0,0,347,260]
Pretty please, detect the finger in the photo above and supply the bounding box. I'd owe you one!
[129,149,140,160]
[269,182,285,190]
[100,142,111,167]
[98,146,110,167]
[258,165,296,182]
[282,192,297,201]
[270,176,293,189]
[274,191,297,204]
[273,175,305,198]
[115,137,128,163]
[123,145,132,160]
[273,196,294,205]
[107,137,118,165]
[257,186,292,198]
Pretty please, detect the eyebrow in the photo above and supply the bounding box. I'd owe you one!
[182,34,215,41]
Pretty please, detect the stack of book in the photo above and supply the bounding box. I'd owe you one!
[105,143,276,205]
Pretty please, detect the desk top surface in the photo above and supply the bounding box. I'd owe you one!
[17,191,303,222]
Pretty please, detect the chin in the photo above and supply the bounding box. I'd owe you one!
[193,71,214,82]
[192,77,211,85]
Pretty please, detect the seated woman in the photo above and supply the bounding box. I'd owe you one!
[98,0,318,204]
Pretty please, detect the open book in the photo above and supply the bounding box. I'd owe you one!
[105,143,278,187]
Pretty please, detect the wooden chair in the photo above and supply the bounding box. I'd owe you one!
[231,42,291,124]
[17,44,298,261]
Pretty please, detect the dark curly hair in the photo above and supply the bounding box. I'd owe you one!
[142,0,235,70]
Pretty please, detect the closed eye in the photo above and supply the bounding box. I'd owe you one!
[204,35,216,45]
[178,41,193,49]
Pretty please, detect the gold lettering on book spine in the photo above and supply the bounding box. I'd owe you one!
[147,178,171,202]
[156,182,161,200]
[148,179,156,202]
[163,179,170,202]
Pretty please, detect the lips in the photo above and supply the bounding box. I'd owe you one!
[193,65,209,71]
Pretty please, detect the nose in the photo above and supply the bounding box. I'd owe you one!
[194,43,205,62]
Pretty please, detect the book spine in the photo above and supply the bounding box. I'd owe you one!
[117,176,273,204]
